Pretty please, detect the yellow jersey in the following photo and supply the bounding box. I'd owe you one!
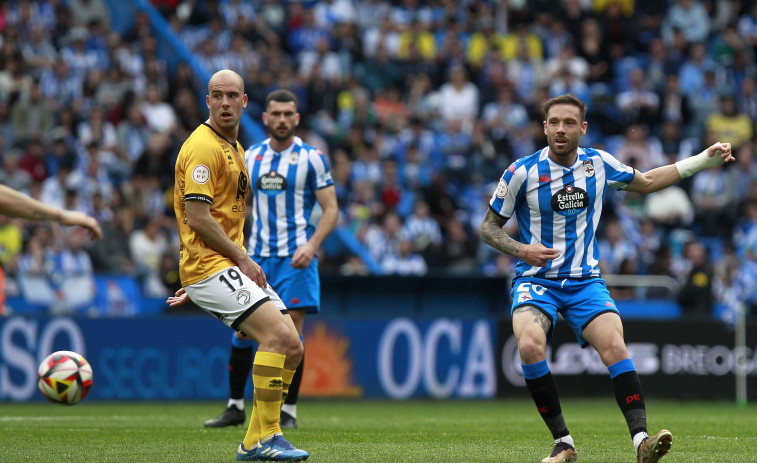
[174,123,248,286]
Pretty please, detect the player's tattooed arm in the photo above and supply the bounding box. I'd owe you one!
[480,209,523,258]
[481,209,560,267]
[513,306,551,334]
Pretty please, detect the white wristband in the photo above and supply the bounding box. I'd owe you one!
[675,150,723,179]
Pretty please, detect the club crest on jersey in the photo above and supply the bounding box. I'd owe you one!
[258,170,287,196]
[551,184,589,216]
[192,164,210,184]
[288,153,299,164]
[583,160,595,177]
[517,291,532,303]
[496,179,508,198]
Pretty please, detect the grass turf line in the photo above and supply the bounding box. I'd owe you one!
[0,399,754,462]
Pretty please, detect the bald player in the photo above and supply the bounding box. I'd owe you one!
[170,69,309,462]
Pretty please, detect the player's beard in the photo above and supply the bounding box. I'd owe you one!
[549,135,578,159]
[269,125,295,142]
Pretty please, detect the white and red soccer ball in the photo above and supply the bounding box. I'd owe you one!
[37,351,93,405]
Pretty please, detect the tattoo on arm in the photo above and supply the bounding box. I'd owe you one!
[480,209,521,258]
[514,306,552,334]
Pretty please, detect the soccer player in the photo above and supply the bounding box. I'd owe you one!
[170,70,308,461]
[205,89,338,430]
[480,94,733,463]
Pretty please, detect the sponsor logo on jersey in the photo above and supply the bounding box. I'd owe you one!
[236,172,248,201]
[192,164,210,184]
[551,184,589,216]
[496,179,508,198]
[257,170,287,196]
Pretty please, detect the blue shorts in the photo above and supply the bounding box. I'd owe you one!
[510,277,619,348]
[256,256,320,314]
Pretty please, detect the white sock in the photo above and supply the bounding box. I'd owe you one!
[227,398,244,410]
[281,403,297,418]
[556,435,575,449]
[633,431,649,453]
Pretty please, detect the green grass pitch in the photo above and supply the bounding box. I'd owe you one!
[0,399,754,462]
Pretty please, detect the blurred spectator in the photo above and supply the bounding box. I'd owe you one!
[676,242,713,318]
[661,0,709,45]
[0,58,33,105]
[441,218,477,274]
[616,67,660,126]
[128,214,169,297]
[67,0,110,28]
[402,199,442,263]
[139,82,177,133]
[690,154,737,238]
[0,215,23,276]
[577,17,612,87]
[86,207,135,274]
[19,140,48,183]
[705,94,753,151]
[117,104,151,163]
[382,238,427,275]
[738,3,757,51]
[598,218,637,274]
[39,60,83,109]
[60,26,104,79]
[438,65,478,132]
[658,74,692,129]
[364,211,404,263]
[644,185,695,230]
[614,124,665,173]
[11,83,54,142]
[57,227,96,310]
[21,25,59,78]
[0,149,33,193]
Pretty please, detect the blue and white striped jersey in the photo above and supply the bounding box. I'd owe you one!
[245,136,334,257]
[489,147,635,279]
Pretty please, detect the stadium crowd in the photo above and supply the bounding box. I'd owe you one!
[0,0,755,320]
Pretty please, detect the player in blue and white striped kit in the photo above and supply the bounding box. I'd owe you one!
[205,89,338,432]
[481,94,733,463]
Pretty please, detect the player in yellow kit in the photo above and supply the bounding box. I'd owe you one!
[170,69,308,461]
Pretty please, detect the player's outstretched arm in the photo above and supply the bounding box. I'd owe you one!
[625,142,734,194]
[0,184,102,239]
[480,209,559,267]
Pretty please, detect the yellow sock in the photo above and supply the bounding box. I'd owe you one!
[281,368,296,407]
[242,392,261,449]
[250,351,286,440]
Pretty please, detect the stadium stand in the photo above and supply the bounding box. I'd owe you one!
[0,0,755,322]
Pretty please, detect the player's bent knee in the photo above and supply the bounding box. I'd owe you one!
[517,339,546,363]
[287,337,304,363]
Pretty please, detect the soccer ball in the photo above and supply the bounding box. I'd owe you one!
[37,351,93,405]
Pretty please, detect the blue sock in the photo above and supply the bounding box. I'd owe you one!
[522,359,550,380]
[608,358,635,378]
[231,331,256,349]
